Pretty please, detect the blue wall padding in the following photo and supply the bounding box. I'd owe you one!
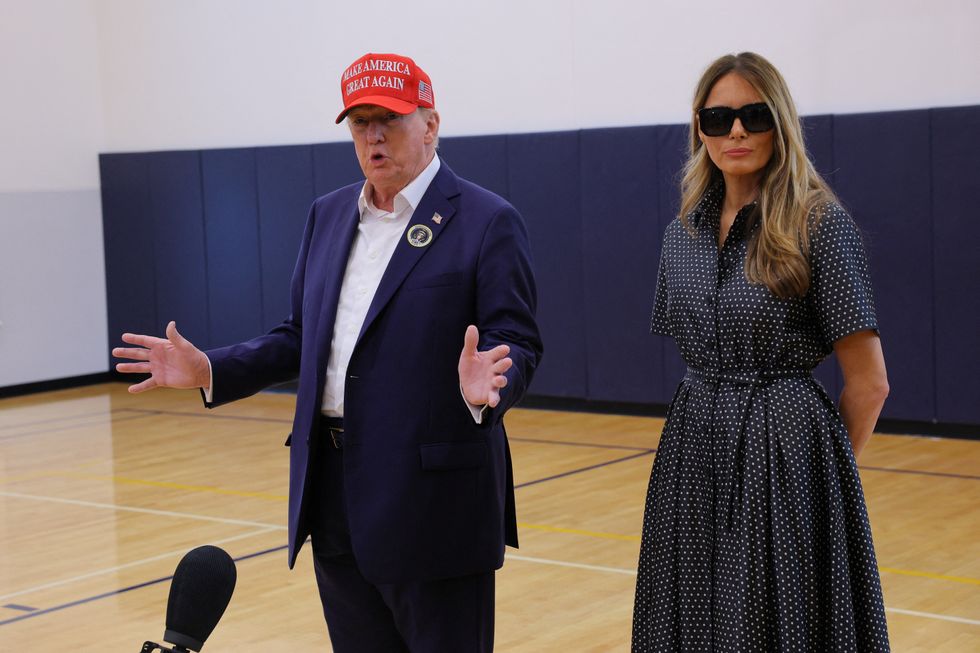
[100,153,157,353]
[931,106,980,424]
[833,109,934,421]
[506,131,588,398]
[255,145,316,330]
[313,142,362,197]
[655,124,692,395]
[201,148,264,347]
[438,135,511,200]
[579,126,664,403]
[801,114,835,182]
[99,104,980,426]
[146,151,210,349]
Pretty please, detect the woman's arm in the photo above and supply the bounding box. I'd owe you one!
[835,330,889,458]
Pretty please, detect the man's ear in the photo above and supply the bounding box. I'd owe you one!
[425,110,441,144]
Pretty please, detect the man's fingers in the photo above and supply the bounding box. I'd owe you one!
[491,357,513,375]
[492,375,508,389]
[112,347,151,361]
[128,377,157,394]
[166,320,186,346]
[121,332,165,348]
[116,362,151,374]
[487,389,500,408]
[462,324,479,356]
[485,343,510,361]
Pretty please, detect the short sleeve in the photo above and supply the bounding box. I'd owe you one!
[650,252,671,336]
[807,204,879,348]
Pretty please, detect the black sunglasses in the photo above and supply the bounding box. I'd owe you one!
[697,103,775,137]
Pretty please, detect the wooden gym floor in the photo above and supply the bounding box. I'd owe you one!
[0,383,977,651]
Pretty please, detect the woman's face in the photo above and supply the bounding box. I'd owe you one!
[698,72,775,184]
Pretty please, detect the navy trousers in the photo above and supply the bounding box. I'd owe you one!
[308,427,495,652]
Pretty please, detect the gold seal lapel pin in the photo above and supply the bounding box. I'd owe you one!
[406,224,434,248]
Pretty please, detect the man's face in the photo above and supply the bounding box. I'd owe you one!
[347,105,439,198]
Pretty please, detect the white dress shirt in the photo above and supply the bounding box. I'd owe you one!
[320,156,441,415]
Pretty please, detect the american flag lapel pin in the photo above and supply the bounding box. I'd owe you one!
[432,212,442,225]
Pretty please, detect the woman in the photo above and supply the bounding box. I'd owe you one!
[632,52,891,651]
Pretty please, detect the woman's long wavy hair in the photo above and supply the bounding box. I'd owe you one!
[679,52,837,298]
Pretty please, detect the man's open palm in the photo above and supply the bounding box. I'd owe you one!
[458,325,512,409]
[112,321,210,393]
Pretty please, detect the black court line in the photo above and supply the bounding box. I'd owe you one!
[0,545,288,627]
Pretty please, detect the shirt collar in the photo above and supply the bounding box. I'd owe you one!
[692,179,757,230]
[691,179,726,229]
[357,155,441,220]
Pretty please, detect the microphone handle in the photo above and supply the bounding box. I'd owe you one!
[140,642,191,653]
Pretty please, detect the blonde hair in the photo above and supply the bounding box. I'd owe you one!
[679,52,837,298]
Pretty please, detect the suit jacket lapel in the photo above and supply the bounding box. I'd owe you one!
[315,193,361,374]
[355,162,460,345]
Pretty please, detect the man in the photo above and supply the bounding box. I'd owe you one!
[113,52,542,652]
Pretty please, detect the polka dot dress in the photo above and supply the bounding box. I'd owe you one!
[632,183,890,652]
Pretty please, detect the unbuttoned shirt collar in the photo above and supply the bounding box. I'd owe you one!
[357,154,441,221]
[692,179,759,242]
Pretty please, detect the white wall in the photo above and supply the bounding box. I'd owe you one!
[2,0,979,386]
[0,0,107,387]
[93,0,980,152]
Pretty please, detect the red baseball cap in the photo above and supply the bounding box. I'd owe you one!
[336,53,436,123]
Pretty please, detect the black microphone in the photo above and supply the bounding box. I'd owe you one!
[140,545,237,653]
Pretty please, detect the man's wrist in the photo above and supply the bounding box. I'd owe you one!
[459,385,488,424]
[201,354,214,402]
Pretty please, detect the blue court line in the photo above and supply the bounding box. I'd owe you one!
[858,466,979,481]
[516,450,657,489]
[0,409,146,431]
[120,409,980,481]
[509,436,653,452]
[122,408,292,425]
[0,450,658,627]
[0,413,157,443]
[2,604,37,612]
[121,409,655,451]
[0,545,288,627]
[0,430,973,628]
[5,408,978,483]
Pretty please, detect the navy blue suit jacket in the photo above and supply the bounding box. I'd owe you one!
[204,160,542,583]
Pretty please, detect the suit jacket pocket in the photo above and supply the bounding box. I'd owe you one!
[420,441,487,471]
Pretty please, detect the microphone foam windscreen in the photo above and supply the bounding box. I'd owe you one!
[164,545,237,652]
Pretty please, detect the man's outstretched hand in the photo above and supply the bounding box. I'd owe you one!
[458,325,512,409]
[112,321,210,394]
